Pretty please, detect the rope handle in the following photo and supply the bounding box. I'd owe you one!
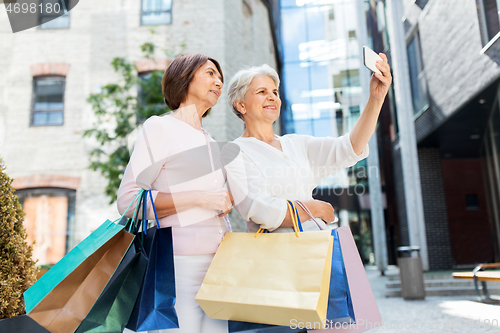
[128,190,146,233]
[254,200,303,238]
[294,200,329,231]
[140,189,161,235]
[112,189,144,228]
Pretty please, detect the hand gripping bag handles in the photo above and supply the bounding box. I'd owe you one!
[126,190,179,332]
[196,200,334,329]
[228,201,356,333]
[23,190,142,333]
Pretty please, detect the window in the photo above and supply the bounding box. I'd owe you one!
[415,0,429,10]
[335,109,344,136]
[407,32,429,115]
[39,0,70,30]
[478,0,500,43]
[466,194,480,210]
[328,8,335,20]
[16,188,76,265]
[141,0,172,25]
[348,30,356,41]
[32,76,65,126]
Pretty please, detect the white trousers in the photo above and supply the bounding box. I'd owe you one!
[149,254,228,333]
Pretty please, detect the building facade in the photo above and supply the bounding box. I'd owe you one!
[0,0,281,265]
[371,0,500,269]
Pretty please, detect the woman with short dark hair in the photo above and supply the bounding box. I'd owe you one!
[117,54,231,333]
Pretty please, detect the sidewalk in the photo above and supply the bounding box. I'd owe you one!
[365,266,500,332]
[123,266,500,333]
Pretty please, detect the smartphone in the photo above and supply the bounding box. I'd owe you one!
[363,46,382,75]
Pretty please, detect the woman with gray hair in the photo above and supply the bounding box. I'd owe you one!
[223,58,392,232]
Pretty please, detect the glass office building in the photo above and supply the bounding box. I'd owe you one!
[280,0,375,263]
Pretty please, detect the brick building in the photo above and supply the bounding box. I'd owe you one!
[0,0,281,265]
[370,0,500,269]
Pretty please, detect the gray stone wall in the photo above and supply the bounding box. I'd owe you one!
[402,0,500,141]
[390,0,499,269]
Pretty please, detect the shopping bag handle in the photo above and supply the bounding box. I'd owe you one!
[255,200,303,238]
[128,189,147,233]
[140,190,161,235]
[294,200,328,231]
[148,190,160,228]
[112,189,145,227]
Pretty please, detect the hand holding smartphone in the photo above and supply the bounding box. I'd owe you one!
[363,46,383,75]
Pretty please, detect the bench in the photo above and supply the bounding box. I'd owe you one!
[452,263,500,303]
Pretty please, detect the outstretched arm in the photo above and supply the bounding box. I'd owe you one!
[350,53,392,155]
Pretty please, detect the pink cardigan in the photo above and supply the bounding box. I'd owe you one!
[117,115,228,255]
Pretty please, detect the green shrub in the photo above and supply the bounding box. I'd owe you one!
[0,158,38,319]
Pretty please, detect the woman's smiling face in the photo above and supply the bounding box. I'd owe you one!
[240,75,281,123]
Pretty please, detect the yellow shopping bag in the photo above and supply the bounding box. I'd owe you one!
[195,203,333,328]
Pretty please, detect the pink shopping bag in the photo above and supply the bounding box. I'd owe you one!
[310,226,383,332]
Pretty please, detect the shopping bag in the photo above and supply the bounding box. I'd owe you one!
[24,192,142,333]
[325,228,355,324]
[24,220,126,313]
[228,321,301,333]
[74,195,149,333]
[0,314,51,333]
[196,200,333,328]
[309,226,382,332]
[74,234,148,333]
[227,218,355,332]
[24,190,143,313]
[27,228,134,333]
[126,190,179,332]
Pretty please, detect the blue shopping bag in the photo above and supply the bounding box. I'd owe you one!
[228,226,355,332]
[326,228,355,324]
[126,190,179,332]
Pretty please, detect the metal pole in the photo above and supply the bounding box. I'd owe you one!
[385,0,429,270]
[354,0,388,274]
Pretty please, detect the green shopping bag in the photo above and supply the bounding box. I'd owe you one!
[74,235,148,333]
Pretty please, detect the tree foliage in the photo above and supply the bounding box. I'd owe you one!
[0,158,38,319]
[84,37,184,203]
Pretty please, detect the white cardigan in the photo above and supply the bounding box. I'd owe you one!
[223,133,369,233]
